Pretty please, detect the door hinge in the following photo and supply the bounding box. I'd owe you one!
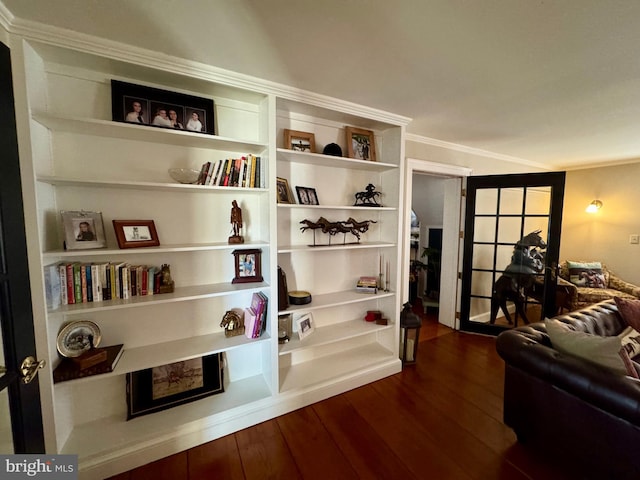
[455,311,461,319]
[457,272,462,280]
[459,231,464,239]
[461,188,466,197]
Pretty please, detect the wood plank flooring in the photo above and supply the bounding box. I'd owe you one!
[108,312,577,480]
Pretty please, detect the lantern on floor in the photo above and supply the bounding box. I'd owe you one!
[400,301,421,365]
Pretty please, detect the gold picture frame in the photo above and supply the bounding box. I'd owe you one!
[284,129,316,153]
[276,177,294,204]
[345,126,376,161]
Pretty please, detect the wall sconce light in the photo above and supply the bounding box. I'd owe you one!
[586,200,603,213]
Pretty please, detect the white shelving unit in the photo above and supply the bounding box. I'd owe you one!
[10,32,409,479]
[275,97,405,395]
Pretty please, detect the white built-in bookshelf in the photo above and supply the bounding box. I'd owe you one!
[11,32,408,479]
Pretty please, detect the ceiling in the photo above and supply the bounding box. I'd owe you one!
[4,0,640,170]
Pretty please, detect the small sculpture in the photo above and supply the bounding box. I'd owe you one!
[229,200,244,244]
[299,217,377,246]
[220,309,245,337]
[354,183,382,207]
[158,263,175,293]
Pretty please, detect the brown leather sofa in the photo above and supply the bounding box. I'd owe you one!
[496,300,640,479]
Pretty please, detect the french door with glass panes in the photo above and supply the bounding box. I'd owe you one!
[459,172,565,335]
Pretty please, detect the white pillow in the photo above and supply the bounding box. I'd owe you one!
[545,319,627,374]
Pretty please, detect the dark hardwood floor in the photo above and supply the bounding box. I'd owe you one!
[108,306,576,480]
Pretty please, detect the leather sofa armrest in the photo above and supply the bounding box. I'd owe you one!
[497,324,640,425]
[609,274,640,298]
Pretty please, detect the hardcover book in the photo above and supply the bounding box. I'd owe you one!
[53,344,124,383]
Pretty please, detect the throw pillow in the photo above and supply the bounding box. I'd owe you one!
[619,346,640,379]
[545,318,627,374]
[567,261,606,288]
[614,296,640,331]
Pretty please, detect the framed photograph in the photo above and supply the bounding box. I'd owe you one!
[232,249,264,284]
[126,352,224,420]
[61,210,107,250]
[111,80,215,135]
[112,220,160,249]
[345,126,376,161]
[284,129,316,153]
[295,186,319,205]
[296,313,315,340]
[276,177,294,204]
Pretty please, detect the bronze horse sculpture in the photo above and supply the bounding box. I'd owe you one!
[489,230,546,326]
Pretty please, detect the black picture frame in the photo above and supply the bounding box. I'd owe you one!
[126,352,224,420]
[111,80,215,135]
[231,249,263,284]
[295,186,319,205]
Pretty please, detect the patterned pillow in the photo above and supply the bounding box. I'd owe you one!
[567,261,606,288]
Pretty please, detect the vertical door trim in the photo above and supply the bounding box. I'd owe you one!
[403,158,471,329]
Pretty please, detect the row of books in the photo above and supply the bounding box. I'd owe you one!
[44,262,168,309]
[244,291,268,339]
[356,276,379,294]
[197,154,264,188]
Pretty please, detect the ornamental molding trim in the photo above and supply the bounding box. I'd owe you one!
[405,132,552,170]
[6,14,410,128]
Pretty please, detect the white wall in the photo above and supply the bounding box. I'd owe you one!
[561,161,640,285]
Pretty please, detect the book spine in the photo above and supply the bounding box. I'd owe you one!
[65,263,75,304]
[73,263,82,304]
[58,263,68,306]
[212,159,223,185]
[91,264,100,302]
[141,267,148,296]
[44,264,61,310]
[85,264,93,302]
[249,154,257,188]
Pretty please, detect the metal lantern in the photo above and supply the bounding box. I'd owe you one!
[400,301,421,365]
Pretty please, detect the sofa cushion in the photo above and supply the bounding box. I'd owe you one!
[546,318,627,374]
[614,296,640,331]
[567,260,607,288]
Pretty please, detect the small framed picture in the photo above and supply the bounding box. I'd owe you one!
[232,249,264,284]
[276,177,294,204]
[296,313,315,340]
[126,353,224,420]
[61,210,107,250]
[295,186,319,205]
[284,129,316,153]
[112,220,160,249]
[345,126,376,161]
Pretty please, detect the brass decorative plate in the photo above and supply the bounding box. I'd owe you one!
[56,320,102,358]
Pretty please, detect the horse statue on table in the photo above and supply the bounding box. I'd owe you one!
[489,230,546,326]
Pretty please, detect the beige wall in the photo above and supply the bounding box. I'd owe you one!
[561,161,640,285]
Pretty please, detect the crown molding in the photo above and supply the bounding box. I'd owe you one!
[405,132,554,171]
[5,13,410,127]
[0,1,13,32]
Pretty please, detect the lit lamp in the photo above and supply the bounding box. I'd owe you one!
[586,200,603,213]
[400,302,421,365]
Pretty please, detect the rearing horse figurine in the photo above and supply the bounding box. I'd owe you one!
[490,230,546,326]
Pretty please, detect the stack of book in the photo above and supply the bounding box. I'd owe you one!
[244,292,268,339]
[196,154,264,188]
[356,276,378,294]
[44,262,168,308]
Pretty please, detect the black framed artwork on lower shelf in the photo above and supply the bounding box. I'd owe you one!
[126,352,224,420]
